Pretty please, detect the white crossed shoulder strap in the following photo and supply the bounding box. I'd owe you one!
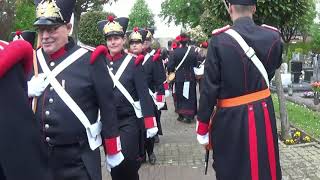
[175,46,191,72]
[142,49,156,66]
[107,54,143,118]
[37,48,102,150]
[225,29,270,87]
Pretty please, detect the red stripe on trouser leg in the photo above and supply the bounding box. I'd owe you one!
[104,136,121,155]
[248,105,259,180]
[262,102,276,180]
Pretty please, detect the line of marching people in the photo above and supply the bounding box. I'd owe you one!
[0,0,171,180]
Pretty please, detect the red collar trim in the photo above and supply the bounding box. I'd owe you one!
[49,47,66,61]
[106,51,124,62]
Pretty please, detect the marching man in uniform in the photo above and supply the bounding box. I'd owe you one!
[28,0,123,179]
[167,33,198,123]
[196,0,282,179]
[0,39,51,180]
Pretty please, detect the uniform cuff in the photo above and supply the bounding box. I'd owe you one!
[156,94,165,102]
[144,116,157,129]
[104,136,121,155]
[196,119,209,135]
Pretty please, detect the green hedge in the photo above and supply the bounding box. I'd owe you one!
[78,11,113,47]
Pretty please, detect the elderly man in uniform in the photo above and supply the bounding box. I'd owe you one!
[27,0,123,180]
[0,39,51,180]
[196,0,282,179]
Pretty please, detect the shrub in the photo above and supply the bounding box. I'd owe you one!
[78,11,114,47]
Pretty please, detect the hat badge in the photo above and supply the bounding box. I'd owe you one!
[130,27,142,41]
[36,0,63,21]
[103,16,123,35]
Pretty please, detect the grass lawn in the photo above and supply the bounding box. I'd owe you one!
[272,94,320,139]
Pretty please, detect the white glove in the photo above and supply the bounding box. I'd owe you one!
[146,127,158,138]
[197,133,209,146]
[28,73,47,97]
[105,151,124,172]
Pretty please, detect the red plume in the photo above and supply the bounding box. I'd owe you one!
[134,54,145,65]
[201,41,208,48]
[107,15,114,22]
[90,45,108,64]
[172,42,178,49]
[15,30,22,36]
[133,27,139,32]
[175,35,182,42]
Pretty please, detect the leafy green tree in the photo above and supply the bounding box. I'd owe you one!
[206,0,316,44]
[78,11,115,47]
[160,0,204,28]
[14,0,35,31]
[128,0,154,30]
[310,23,320,53]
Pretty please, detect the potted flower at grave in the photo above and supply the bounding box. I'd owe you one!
[311,81,320,105]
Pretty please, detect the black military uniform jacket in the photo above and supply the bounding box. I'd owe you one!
[167,46,198,82]
[143,49,166,96]
[92,46,156,128]
[32,39,119,153]
[198,17,283,122]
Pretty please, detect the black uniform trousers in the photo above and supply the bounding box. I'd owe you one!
[111,115,141,180]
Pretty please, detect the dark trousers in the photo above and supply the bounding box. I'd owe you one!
[46,141,101,180]
[111,159,140,180]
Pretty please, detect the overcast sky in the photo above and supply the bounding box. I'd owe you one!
[103,0,182,38]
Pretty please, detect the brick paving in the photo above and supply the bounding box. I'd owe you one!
[101,93,320,180]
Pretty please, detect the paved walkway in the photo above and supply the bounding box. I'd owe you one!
[101,94,320,180]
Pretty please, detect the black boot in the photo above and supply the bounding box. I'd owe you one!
[177,115,183,121]
[183,117,194,124]
[148,153,156,165]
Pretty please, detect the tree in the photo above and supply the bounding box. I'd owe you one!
[160,0,205,28]
[160,0,226,36]
[310,23,320,53]
[128,0,154,30]
[0,0,15,40]
[78,11,114,47]
[14,0,35,32]
[72,0,117,41]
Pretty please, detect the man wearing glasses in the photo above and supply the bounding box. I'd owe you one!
[28,0,124,179]
[196,0,282,179]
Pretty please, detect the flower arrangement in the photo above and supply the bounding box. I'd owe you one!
[303,91,314,98]
[284,128,312,145]
[311,81,320,93]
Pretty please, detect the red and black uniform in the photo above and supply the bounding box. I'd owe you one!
[167,43,198,121]
[32,38,121,180]
[0,40,51,180]
[197,17,283,180]
[92,46,157,180]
